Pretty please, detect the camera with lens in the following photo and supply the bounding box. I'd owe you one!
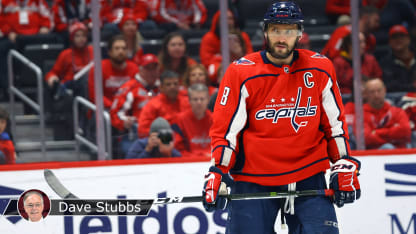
[158,129,173,144]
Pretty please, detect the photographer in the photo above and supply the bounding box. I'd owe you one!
[126,117,181,158]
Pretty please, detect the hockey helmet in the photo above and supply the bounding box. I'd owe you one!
[263,1,304,31]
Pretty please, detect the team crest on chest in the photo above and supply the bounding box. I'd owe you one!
[255,87,317,132]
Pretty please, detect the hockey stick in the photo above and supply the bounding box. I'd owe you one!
[44,169,334,204]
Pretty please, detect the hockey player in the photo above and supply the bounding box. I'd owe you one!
[202,1,361,233]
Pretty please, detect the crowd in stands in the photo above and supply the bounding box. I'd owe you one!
[1,0,416,163]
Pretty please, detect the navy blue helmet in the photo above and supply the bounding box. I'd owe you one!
[263,1,304,31]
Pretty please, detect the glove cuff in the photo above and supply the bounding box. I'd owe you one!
[209,166,234,186]
[209,166,224,174]
[341,156,361,171]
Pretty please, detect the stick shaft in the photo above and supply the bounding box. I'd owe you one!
[153,189,334,204]
[44,169,334,205]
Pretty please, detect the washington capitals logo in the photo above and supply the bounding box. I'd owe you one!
[311,53,327,59]
[255,87,317,132]
[233,57,255,65]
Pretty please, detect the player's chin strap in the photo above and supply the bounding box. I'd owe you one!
[281,182,297,229]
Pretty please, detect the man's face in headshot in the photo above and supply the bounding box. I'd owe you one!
[23,193,44,222]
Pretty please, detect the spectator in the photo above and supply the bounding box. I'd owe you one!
[200,10,253,85]
[0,0,52,37]
[0,0,53,100]
[45,22,93,89]
[325,0,350,24]
[173,84,212,157]
[158,32,196,80]
[180,64,217,96]
[126,117,181,158]
[100,0,148,35]
[333,32,382,94]
[362,0,416,45]
[110,54,160,156]
[51,0,92,33]
[297,32,311,50]
[359,78,411,149]
[118,13,144,65]
[45,22,93,140]
[321,6,379,60]
[111,54,160,132]
[88,35,138,109]
[0,107,16,164]
[138,70,190,137]
[151,0,207,32]
[379,25,416,92]
[399,71,416,147]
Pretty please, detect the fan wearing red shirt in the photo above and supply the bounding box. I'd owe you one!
[173,83,212,157]
[152,0,207,30]
[100,0,148,25]
[137,70,190,138]
[110,54,160,132]
[45,22,93,88]
[321,6,379,60]
[88,35,138,109]
[359,78,411,149]
[333,32,382,94]
[200,10,253,85]
[0,0,52,37]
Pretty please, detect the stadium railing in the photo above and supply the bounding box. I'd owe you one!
[73,96,112,160]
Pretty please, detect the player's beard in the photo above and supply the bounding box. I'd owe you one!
[265,35,299,60]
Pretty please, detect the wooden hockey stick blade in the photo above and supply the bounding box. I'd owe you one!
[44,169,79,199]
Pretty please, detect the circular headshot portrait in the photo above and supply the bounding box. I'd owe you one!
[18,189,51,222]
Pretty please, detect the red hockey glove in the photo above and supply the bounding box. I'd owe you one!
[330,156,361,208]
[202,166,232,212]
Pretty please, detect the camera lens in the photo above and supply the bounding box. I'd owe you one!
[158,129,173,144]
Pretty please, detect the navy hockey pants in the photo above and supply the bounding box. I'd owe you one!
[225,172,339,234]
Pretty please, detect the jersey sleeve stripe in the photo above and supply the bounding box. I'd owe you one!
[334,136,348,157]
[220,147,234,167]
[322,78,345,137]
[225,85,249,149]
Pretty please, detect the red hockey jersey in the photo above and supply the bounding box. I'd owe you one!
[110,74,159,131]
[88,59,138,108]
[210,49,350,186]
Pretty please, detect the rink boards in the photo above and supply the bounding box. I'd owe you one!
[0,153,415,234]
